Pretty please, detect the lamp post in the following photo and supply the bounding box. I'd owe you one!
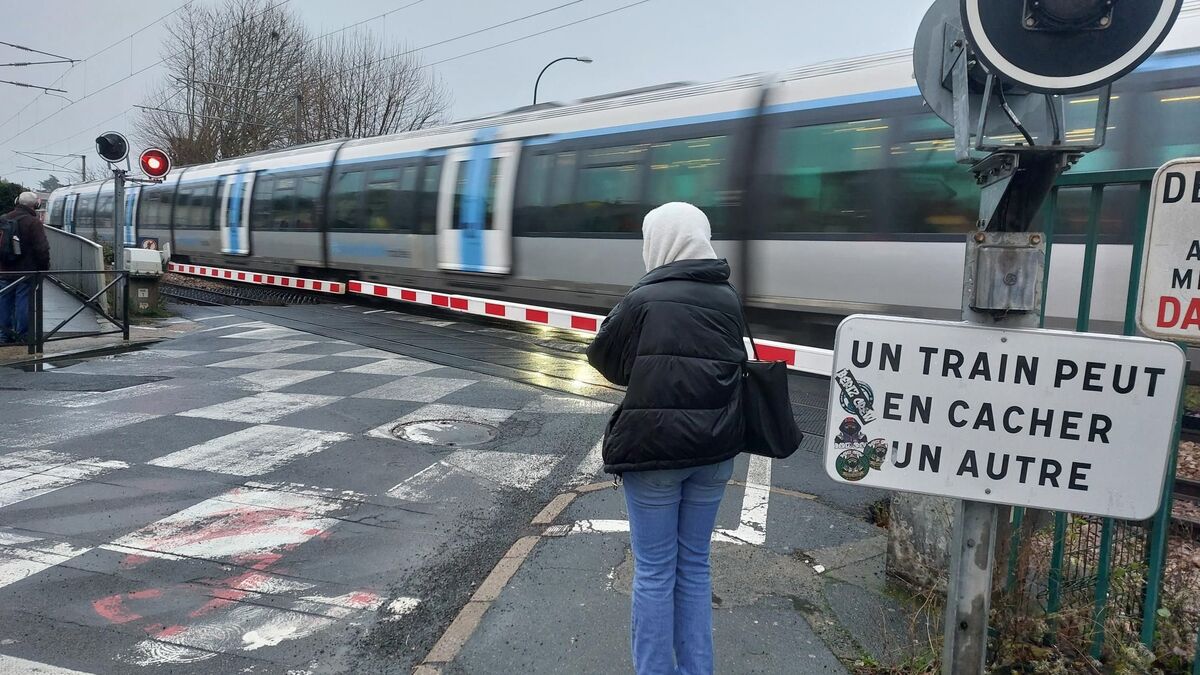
[533,56,592,105]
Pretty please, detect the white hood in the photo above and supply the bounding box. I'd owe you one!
[641,202,718,272]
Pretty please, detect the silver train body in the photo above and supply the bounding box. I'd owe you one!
[46,14,1200,345]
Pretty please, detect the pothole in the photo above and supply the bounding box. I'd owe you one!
[392,420,498,447]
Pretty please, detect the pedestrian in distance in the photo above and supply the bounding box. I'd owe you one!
[0,192,50,345]
[587,201,747,675]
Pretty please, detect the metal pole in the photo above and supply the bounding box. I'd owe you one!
[121,272,129,342]
[112,170,125,272]
[80,155,85,183]
[533,57,590,105]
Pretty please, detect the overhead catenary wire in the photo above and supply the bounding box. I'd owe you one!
[0,41,76,63]
[0,79,68,94]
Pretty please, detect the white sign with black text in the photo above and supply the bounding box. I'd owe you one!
[824,315,1184,519]
[1138,157,1200,343]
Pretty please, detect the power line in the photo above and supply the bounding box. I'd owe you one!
[134,104,289,131]
[12,151,75,173]
[0,0,289,145]
[0,0,194,132]
[307,0,426,45]
[0,41,76,63]
[0,79,68,94]
[0,59,76,68]
[425,0,652,70]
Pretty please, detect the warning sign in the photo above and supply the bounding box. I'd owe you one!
[824,315,1184,519]
[1138,158,1200,343]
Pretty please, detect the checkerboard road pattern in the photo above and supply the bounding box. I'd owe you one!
[0,310,614,674]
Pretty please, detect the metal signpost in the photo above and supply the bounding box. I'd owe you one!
[829,1,1187,672]
[1138,158,1200,342]
[95,133,171,273]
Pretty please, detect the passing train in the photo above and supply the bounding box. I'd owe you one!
[45,9,1200,345]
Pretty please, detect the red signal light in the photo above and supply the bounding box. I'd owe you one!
[139,148,171,179]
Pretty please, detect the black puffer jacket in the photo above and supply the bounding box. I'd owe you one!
[587,258,747,473]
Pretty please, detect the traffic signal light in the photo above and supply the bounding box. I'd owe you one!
[139,148,171,180]
[95,131,128,163]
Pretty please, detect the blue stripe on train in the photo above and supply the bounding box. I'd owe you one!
[460,128,497,272]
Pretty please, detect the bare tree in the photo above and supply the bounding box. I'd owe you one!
[302,31,450,140]
[137,0,307,165]
[137,0,451,166]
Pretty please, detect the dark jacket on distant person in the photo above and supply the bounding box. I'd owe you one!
[1,204,50,272]
[587,257,748,474]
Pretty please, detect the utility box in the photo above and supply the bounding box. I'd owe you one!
[123,248,163,315]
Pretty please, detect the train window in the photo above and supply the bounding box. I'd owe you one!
[365,166,401,231]
[450,158,501,231]
[396,164,420,231]
[295,174,322,231]
[95,191,114,235]
[1042,184,1139,242]
[330,169,365,230]
[516,150,577,235]
[888,114,977,235]
[174,181,217,229]
[767,119,887,234]
[648,136,729,232]
[76,193,95,232]
[1140,86,1200,167]
[251,176,276,231]
[419,158,441,235]
[1061,92,1126,172]
[575,144,647,234]
[49,197,64,227]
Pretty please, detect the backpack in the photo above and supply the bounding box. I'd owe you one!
[0,217,22,267]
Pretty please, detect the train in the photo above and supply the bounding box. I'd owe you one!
[45,7,1200,346]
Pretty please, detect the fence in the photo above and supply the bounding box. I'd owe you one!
[999,167,1192,669]
[0,270,130,355]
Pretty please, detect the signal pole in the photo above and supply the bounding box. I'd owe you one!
[112,169,125,272]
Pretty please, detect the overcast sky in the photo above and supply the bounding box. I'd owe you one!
[0,0,931,188]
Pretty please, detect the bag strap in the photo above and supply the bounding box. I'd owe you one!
[728,283,760,361]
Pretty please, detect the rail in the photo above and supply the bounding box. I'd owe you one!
[0,270,130,356]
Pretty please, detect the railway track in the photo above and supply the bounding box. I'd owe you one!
[160,281,325,306]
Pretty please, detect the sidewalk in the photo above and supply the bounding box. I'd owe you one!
[0,316,198,367]
[420,447,934,675]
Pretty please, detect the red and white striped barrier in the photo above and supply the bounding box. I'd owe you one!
[167,263,346,295]
[348,280,606,333]
[348,279,834,376]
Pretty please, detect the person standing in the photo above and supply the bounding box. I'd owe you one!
[587,202,747,675]
[0,192,50,344]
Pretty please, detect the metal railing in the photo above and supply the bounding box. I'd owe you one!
[42,225,107,312]
[0,270,130,356]
[997,168,1192,667]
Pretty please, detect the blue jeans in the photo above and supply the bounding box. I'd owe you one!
[623,458,735,675]
[0,278,30,343]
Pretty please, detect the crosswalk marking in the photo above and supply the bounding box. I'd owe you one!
[714,455,772,546]
[149,425,351,477]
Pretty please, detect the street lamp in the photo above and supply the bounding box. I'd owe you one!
[533,56,593,105]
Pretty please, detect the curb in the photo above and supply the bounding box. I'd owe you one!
[414,481,612,673]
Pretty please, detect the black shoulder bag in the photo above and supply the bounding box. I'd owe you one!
[741,316,803,459]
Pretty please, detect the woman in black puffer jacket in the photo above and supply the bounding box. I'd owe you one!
[587,202,746,675]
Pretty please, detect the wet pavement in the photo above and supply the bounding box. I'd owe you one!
[0,303,919,674]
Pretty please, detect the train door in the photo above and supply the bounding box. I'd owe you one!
[63,194,77,234]
[122,186,139,247]
[219,171,254,255]
[436,135,519,274]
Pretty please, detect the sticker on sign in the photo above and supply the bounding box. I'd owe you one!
[1138,157,1200,343]
[825,315,1184,520]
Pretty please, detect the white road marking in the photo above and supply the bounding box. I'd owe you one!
[387,450,560,501]
[385,596,421,617]
[149,425,351,476]
[198,320,271,334]
[714,455,772,546]
[178,392,339,423]
[101,482,352,563]
[23,382,178,408]
[0,655,96,674]
[0,451,129,509]
[195,313,236,321]
[342,358,438,376]
[0,411,157,448]
[523,395,615,414]
[352,376,475,402]
[0,538,92,590]
[235,369,332,391]
[362,309,385,314]
[219,326,310,340]
[208,352,325,369]
[218,339,318,354]
[544,519,631,536]
[335,348,403,360]
[568,439,605,487]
